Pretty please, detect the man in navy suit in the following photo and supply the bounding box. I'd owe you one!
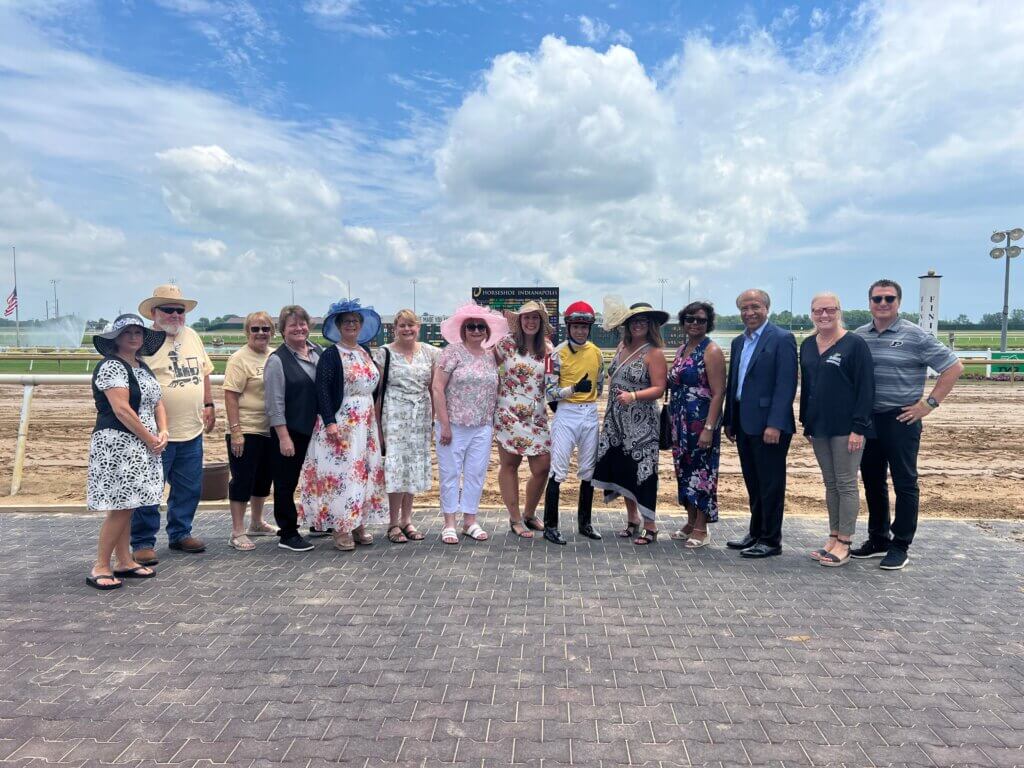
[722,289,798,558]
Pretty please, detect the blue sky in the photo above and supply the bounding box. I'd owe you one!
[1,0,1022,322]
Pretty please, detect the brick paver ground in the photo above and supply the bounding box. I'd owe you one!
[1,510,1023,768]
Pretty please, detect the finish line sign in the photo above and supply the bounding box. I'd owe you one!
[471,287,560,331]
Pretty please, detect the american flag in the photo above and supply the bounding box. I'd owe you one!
[4,288,16,318]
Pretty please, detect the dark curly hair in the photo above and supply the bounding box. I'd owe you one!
[678,301,715,333]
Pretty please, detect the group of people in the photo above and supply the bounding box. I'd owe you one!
[84,279,962,589]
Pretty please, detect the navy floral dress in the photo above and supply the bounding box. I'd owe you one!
[667,337,720,522]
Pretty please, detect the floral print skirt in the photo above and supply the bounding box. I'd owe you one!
[299,395,387,533]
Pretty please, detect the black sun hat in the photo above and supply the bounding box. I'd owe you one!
[93,313,166,357]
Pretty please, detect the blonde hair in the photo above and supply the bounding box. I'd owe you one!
[810,292,844,332]
[244,310,274,335]
[393,308,420,327]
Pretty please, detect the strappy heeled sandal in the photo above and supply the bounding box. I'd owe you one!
[810,534,838,561]
[618,521,640,538]
[633,528,658,545]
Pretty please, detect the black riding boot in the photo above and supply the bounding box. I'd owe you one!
[577,480,601,539]
[543,477,566,545]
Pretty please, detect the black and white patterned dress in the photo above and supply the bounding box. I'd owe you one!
[591,344,660,521]
[86,360,164,511]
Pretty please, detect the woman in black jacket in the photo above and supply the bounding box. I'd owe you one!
[297,299,388,552]
[799,292,874,567]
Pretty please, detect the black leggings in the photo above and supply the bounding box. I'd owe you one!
[225,433,273,502]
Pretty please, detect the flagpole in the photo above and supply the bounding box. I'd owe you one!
[11,246,19,348]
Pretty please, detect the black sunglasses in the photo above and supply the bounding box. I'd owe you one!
[249,326,272,333]
[156,306,186,315]
[464,322,488,332]
[682,315,708,325]
[871,295,898,304]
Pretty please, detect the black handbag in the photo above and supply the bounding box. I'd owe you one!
[658,391,672,450]
[375,347,391,457]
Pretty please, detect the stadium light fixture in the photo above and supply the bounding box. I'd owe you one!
[989,227,1023,352]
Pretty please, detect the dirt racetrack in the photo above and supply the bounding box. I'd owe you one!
[2,380,1022,521]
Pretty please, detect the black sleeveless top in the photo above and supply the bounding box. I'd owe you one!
[91,357,152,435]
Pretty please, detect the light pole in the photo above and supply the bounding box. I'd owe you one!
[411,279,418,314]
[788,276,796,330]
[990,228,1023,353]
[658,277,668,310]
[50,279,59,319]
[288,280,295,304]
[686,278,691,305]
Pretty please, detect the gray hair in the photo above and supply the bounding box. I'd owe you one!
[736,288,771,310]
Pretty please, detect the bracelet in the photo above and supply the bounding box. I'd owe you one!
[631,392,638,403]
[204,402,215,408]
[229,423,241,430]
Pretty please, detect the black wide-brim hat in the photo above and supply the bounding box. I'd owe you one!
[93,313,166,357]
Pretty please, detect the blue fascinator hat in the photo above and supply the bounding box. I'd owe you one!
[322,298,382,345]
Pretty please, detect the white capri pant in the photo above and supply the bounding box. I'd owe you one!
[435,422,493,515]
[549,402,599,484]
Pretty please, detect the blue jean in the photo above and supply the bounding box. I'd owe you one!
[131,434,203,549]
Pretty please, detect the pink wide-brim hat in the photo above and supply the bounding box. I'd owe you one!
[441,302,509,348]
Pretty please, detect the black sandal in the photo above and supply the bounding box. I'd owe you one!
[618,521,640,538]
[86,572,123,590]
[633,529,658,545]
[113,565,156,579]
[509,520,533,538]
[810,534,838,561]
[387,525,408,544]
[401,524,425,541]
[522,516,544,532]
[820,537,852,567]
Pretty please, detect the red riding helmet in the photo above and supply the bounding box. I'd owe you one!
[564,301,596,325]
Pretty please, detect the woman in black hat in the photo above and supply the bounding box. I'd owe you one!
[86,314,168,590]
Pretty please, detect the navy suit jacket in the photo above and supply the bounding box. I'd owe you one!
[723,321,798,436]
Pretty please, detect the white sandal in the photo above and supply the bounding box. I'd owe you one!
[440,527,459,545]
[229,534,256,551]
[462,523,489,541]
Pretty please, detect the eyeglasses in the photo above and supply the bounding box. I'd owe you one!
[464,323,487,332]
[871,295,898,304]
[629,317,650,325]
[156,306,185,315]
[811,307,839,317]
[249,326,272,333]
[340,318,362,325]
[682,315,708,325]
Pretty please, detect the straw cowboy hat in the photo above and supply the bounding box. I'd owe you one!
[93,313,166,357]
[440,303,509,348]
[505,299,552,333]
[138,284,198,318]
[601,296,669,331]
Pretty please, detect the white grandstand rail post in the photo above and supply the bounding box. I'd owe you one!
[11,384,35,496]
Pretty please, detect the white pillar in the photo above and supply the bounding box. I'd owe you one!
[918,269,941,338]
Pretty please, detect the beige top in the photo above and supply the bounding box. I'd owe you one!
[142,326,214,442]
[223,344,272,435]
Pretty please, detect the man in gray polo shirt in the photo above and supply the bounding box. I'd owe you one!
[851,278,963,570]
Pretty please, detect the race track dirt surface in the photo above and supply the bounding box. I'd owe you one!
[2,380,1022,521]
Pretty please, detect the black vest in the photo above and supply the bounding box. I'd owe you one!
[273,345,318,435]
[92,357,148,435]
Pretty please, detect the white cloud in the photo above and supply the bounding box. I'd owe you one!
[156,145,342,240]
[809,8,830,29]
[303,0,392,38]
[577,15,609,43]
[192,238,228,259]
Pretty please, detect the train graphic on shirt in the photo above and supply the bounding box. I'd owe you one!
[166,349,201,387]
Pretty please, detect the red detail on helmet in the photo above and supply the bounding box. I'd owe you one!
[563,301,596,324]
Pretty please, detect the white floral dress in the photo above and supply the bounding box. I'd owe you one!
[493,336,551,456]
[373,343,440,494]
[87,359,164,511]
[299,346,387,533]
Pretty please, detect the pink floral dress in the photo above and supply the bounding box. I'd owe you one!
[493,335,551,456]
[299,345,387,532]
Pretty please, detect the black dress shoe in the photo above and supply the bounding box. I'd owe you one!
[543,527,567,545]
[740,543,782,558]
[578,524,602,540]
[726,534,756,550]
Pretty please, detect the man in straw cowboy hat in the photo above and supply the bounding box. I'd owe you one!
[542,301,605,544]
[130,285,215,565]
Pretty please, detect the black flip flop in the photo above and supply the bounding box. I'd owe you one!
[86,573,123,590]
[113,566,156,579]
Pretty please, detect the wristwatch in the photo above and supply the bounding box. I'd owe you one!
[925,396,940,409]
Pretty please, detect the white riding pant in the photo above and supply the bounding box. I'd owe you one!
[549,403,599,484]
[435,422,492,516]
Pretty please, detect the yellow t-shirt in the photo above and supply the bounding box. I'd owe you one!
[223,344,272,436]
[142,326,214,442]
